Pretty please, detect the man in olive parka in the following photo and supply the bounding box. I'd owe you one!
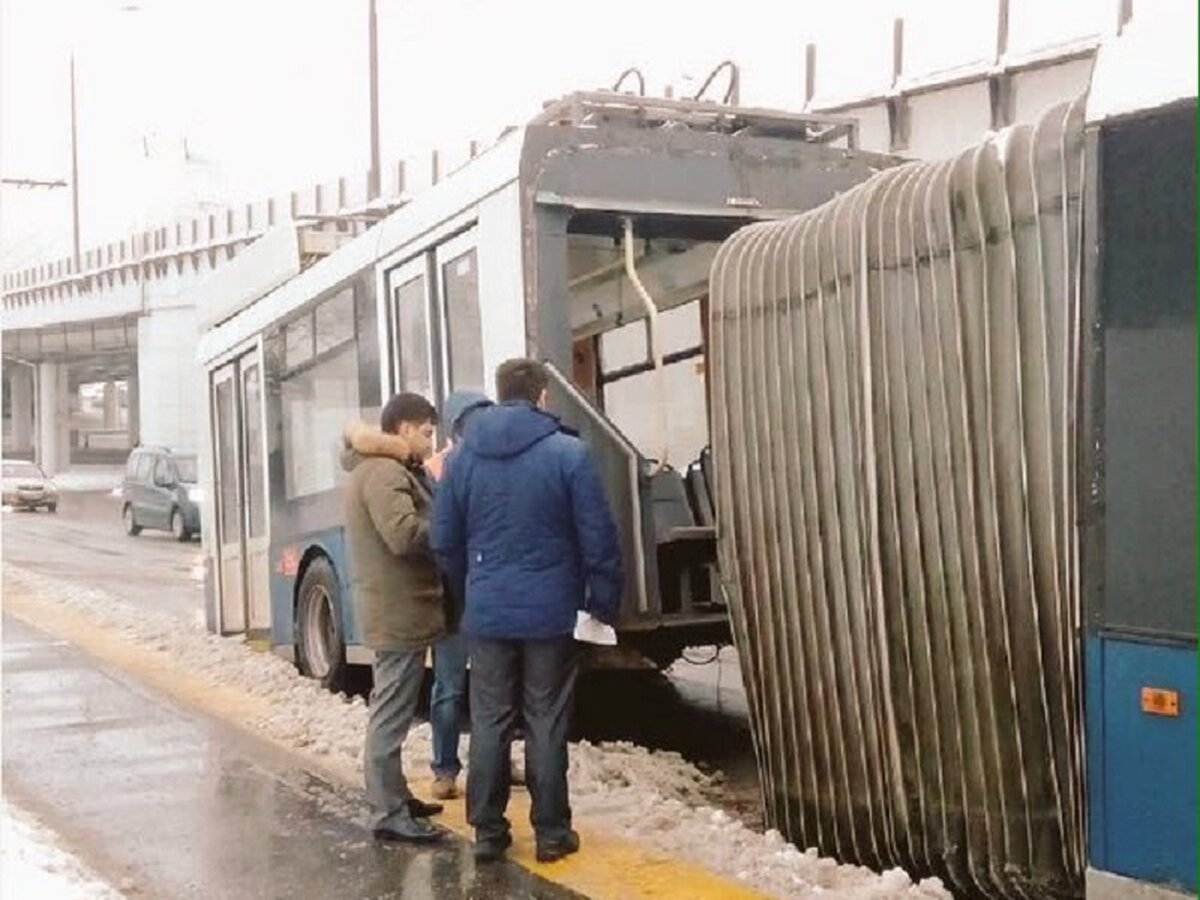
[342,392,446,844]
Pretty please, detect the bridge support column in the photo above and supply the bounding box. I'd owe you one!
[137,308,199,451]
[8,366,34,455]
[128,357,140,447]
[36,362,71,475]
[102,380,120,430]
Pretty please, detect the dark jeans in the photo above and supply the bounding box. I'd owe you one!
[467,635,578,844]
[430,632,467,778]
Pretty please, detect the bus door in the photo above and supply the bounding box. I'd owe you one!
[435,231,485,395]
[211,347,270,634]
[387,255,437,402]
[386,229,485,421]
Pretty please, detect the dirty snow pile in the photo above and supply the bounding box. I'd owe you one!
[5,565,950,900]
[1,799,125,899]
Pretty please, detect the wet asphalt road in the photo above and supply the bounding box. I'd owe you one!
[2,615,580,900]
[2,491,763,828]
[2,490,204,624]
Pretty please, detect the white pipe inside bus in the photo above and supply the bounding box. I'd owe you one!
[622,218,669,471]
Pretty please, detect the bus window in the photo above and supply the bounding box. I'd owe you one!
[281,343,360,500]
[214,378,240,542]
[565,219,730,470]
[243,364,265,538]
[353,273,381,421]
[314,289,355,355]
[394,274,433,399]
[285,316,314,369]
[600,320,649,372]
[600,301,707,467]
[441,247,483,390]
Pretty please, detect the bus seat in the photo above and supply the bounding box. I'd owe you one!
[650,468,695,542]
[686,452,715,526]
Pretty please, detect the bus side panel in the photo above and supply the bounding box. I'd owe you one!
[1083,100,1197,897]
[1085,636,1196,891]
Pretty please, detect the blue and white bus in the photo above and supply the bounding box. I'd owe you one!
[195,87,888,689]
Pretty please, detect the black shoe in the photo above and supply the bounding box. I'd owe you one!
[473,832,513,863]
[536,830,580,863]
[407,797,444,819]
[373,818,446,845]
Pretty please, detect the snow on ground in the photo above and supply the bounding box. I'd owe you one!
[4,565,951,900]
[1,798,125,899]
[47,467,125,493]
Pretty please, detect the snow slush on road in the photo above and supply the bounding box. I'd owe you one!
[5,565,949,900]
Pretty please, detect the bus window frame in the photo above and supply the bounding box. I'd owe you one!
[385,254,438,403]
[434,228,484,395]
[272,278,365,505]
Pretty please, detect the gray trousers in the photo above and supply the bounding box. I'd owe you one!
[467,635,578,844]
[364,648,425,830]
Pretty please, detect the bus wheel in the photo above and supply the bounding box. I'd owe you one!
[295,557,349,693]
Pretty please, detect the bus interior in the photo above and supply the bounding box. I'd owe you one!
[557,214,737,663]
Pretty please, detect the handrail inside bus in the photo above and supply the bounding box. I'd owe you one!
[543,361,650,615]
[623,218,669,472]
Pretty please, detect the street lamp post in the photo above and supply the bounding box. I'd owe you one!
[70,53,81,271]
[368,0,381,199]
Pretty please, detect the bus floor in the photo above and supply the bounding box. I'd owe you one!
[1,614,580,900]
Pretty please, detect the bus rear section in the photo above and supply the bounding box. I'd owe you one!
[520,93,893,666]
[705,75,1196,900]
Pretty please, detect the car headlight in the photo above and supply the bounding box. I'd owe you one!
[186,487,205,503]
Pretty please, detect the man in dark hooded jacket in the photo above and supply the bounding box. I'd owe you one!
[430,358,623,864]
[424,388,491,801]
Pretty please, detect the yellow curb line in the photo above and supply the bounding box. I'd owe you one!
[2,579,769,900]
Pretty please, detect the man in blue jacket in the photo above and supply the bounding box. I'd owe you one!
[431,358,623,864]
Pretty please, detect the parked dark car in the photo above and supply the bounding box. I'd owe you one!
[2,460,58,512]
[122,447,201,541]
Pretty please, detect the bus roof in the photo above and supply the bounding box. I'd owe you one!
[196,127,527,366]
[195,91,861,368]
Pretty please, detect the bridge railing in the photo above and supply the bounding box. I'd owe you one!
[0,153,432,312]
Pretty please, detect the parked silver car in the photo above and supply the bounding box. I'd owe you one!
[2,460,58,512]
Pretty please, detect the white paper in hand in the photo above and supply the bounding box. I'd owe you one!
[574,611,617,646]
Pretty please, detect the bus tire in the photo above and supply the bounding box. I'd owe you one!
[295,556,350,693]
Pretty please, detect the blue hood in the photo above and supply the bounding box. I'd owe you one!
[462,402,559,460]
[442,389,491,438]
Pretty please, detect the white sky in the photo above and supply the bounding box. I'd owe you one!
[0,0,1116,270]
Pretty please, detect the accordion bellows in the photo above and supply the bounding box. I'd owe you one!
[709,99,1087,900]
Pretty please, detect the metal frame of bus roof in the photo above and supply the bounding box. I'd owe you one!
[196,130,526,368]
[197,91,863,370]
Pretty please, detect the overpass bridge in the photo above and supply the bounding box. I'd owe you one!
[1,159,423,473]
[3,22,1103,476]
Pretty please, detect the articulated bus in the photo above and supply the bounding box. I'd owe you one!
[705,16,1195,900]
[195,89,892,689]
[196,29,1192,900]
